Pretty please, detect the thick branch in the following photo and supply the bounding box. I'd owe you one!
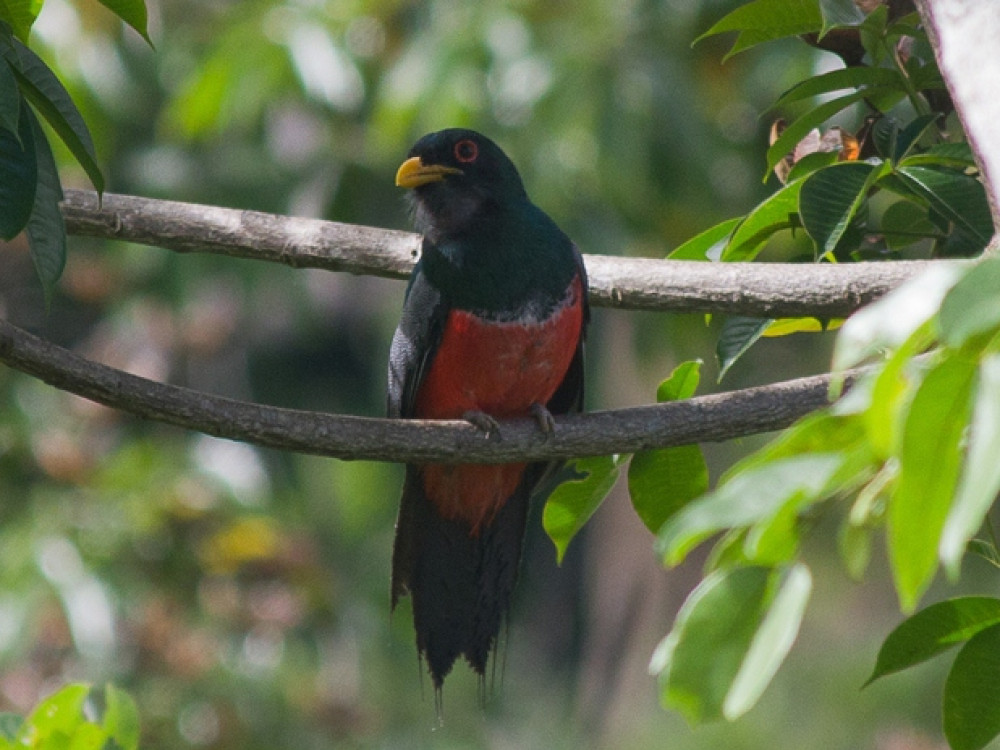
[0,317,853,464]
[61,189,950,318]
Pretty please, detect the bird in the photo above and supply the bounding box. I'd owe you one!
[387,129,588,698]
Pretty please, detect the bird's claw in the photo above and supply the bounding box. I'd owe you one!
[463,409,501,440]
[530,402,556,439]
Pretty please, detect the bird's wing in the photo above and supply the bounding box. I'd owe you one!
[387,259,450,419]
[545,243,589,416]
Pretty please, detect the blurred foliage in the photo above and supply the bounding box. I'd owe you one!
[0,0,983,748]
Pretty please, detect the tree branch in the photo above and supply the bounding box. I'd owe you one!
[0,317,855,464]
[61,189,955,318]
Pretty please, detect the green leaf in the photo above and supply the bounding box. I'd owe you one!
[16,683,91,745]
[650,566,771,723]
[819,0,866,33]
[655,360,701,402]
[0,0,42,42]
[765,91,869,177]
[543,455,624,563]
[0,102,34,239]
[771,66,902,110]
[799,162,880,256]
[861,326,923,460]
[889,353,976,611]
[0,714,21,741]
[762,317,838,336]
[838,519,873,580]
[629,361,709,534]
[901,142,976,171]
[0,58,19,136]
[944,623,1000,750]
[656,454,844,566]
[897,165,993,246]
[8,40,103,192]
[723,563,811,719]
[651,564,810,723]
[940,355,1000,575]
[716,316,772,381]
[880,199,937,250]
[668,217,740,261]
[867,597,1000,686]
[695,0,822,60]
[95,0,151,45]
[100,684,140,750]
[784,150,840,183]
[832,262,964,372]
[938,256,1000,348]
[858,3,890,63]
[894,114,942,162]
[24,106,65,304]
[723,179,805,261]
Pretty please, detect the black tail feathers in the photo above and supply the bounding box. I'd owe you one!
[391,466,533,691]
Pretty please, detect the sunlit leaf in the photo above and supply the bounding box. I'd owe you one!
[651,564,810,723]
[762,317,842,336]
[0,0,42,42]
[668,217,740,261]
[867,597,1000,685]
[938,255,1000,348]
[832,262,963,372]
[543,455,624,563]
[889,353,976,611]
[944,624,1000,750]
[656,454,843,566]
[940,355,1000,576]
[0,714,20,742]
[16,683,90,744]
[723,563,811,719]
[695,0,822,60]
[95,0,152,45]
[629,361,709,534]
[100,684,141,750]
[649,566,771,723]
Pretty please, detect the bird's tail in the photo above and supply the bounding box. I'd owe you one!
[391,464,535,692]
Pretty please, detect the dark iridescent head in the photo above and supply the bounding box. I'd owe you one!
[395,129,527,238]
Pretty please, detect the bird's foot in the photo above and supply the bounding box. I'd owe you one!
[530,402,556,439]
[463,409,501,440]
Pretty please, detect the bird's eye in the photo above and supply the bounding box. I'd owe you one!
[454,139,479,163]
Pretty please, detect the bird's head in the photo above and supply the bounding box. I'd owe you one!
[396,129,527,239]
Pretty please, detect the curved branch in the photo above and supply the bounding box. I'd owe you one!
[0,317,856,464]
[61,189,957,318]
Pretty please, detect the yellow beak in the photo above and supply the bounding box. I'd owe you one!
[395,156,463,188]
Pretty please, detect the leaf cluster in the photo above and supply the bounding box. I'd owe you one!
[542,2,1000,747]
[0,683,139,750]
[0,1,149,302]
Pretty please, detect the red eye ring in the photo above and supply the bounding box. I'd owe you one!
[454,139,478,163]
